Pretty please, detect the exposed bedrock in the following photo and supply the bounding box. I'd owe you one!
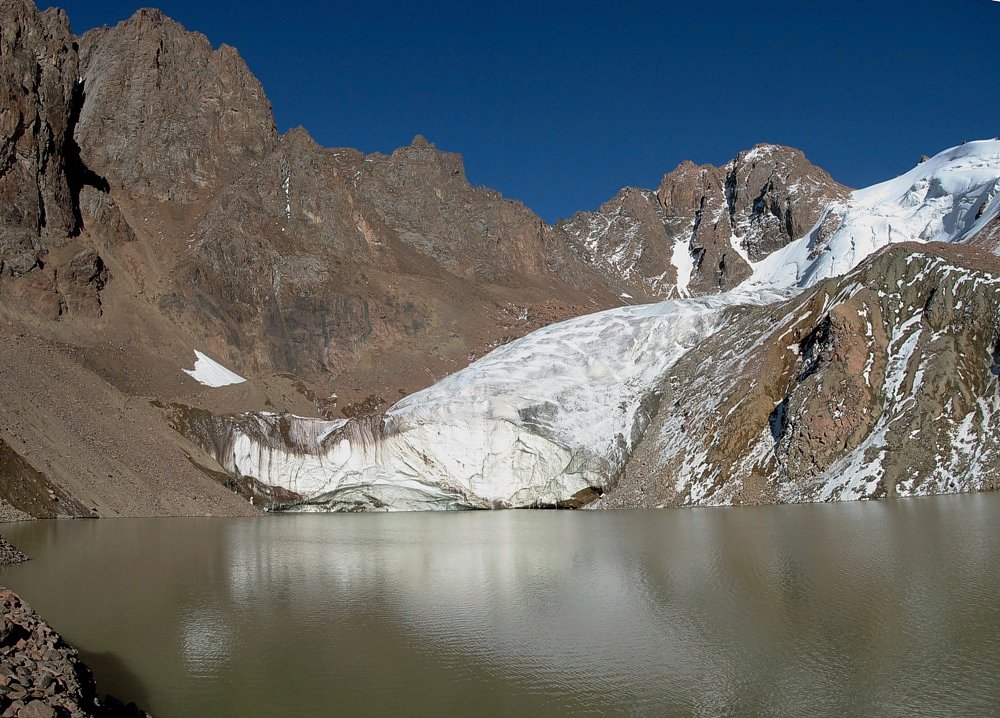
[599,245,1000,508]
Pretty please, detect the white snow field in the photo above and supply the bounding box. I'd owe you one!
[183,350,247,388]
[747,139,1000,291]
[215,140,1000,509]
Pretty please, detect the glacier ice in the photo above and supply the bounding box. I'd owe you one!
[203,140,1000,510]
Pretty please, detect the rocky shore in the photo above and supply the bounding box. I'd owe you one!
[0,538,28,566]
[0,589,147,717]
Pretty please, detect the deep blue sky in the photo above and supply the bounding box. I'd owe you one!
[54,0,1000,222]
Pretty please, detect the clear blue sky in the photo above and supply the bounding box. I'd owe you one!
[55,0,1000,222]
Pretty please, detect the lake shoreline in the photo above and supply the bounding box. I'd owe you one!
[0,588,148,717]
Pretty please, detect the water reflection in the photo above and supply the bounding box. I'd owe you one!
[2,495,999,717]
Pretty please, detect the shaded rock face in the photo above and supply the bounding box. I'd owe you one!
[0,0,79,255]
[0,1,115,320]
[0,0,78,274]
[559,145,850,299]
[600,245,1000,508]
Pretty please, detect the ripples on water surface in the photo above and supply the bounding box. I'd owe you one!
[2,494,999,716]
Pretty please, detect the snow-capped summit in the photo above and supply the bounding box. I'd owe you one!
[747,139,1000,291]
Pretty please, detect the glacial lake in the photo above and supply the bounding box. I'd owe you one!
[2,494,999,717]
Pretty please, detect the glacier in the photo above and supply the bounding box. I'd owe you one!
[199,140,1000,510]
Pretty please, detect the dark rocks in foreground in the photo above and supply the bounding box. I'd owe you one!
[0,537,29,565]
[0,589,147,718]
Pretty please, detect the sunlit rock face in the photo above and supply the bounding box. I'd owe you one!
[557,144,850,301]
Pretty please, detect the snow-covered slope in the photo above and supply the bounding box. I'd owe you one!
[191,140,1000,510]
[748,140,1000,290]
[183,350,247,388]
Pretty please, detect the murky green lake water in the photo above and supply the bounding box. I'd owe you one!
[2,494,999,716]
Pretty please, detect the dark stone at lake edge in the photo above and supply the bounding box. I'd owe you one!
[0,537,29,565]
[0,588,149,717]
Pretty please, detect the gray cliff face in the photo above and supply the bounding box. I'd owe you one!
[559,145,850,300]
[598,244,1000,508]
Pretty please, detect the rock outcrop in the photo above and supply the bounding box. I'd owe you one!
[559,145,850,299]
[0,588,147,716]
[599,245,1000,508]
[0,0,114,320]
[0,0,79,270]
[76,9,278,206]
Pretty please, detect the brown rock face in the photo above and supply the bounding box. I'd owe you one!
[0,0,79,274]
[557,187,675,299]
[76,9,278,205]
[560,144,850,299]
[161,127,615,387]
[599,244,1000,509]
[771,293,889,480]
[0,1,117,318]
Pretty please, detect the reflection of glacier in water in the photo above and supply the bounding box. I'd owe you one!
[218,499,1000,716]
[3,501,997,716]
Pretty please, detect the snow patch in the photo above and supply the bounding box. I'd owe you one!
[183,351,247,388]
[671,236,694,297]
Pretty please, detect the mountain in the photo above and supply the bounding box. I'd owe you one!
[558,145,849,300]
[0,0,618,517]
[181,141,1000,511]
[2,0,999,517]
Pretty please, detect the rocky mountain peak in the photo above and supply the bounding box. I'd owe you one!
[75,7,278,205]
[559,145,849,300]
[282,125,320,150]
[409,134,435,150]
